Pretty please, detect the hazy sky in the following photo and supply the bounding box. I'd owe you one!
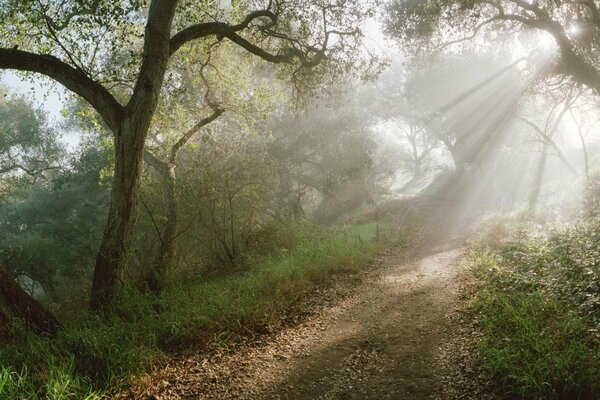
[1,71,64,121]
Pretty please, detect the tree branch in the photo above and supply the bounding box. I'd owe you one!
[0,163,61,177]
[0,48,124,133]
[517,117,578,175]
[169,10,325,67]
[169,108,224,163]
[143,149,167,172]
[170,10,276,55]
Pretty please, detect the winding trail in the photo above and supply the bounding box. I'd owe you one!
[259,245,464,400]
[121,221,468,400]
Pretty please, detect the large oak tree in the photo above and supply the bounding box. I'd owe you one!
[0,0,374,314]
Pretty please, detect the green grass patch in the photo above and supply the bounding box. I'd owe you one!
[470,220,600,399]
[0,221,412,399]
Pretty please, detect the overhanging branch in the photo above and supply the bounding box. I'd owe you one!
[0,48,124,133]
[169,107,224,163]
[170,10,325,67]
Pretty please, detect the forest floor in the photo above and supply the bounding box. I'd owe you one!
[117,204,484,400]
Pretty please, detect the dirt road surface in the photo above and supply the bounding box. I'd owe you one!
[119,223,469,400]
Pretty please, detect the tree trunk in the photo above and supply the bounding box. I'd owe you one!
[91,121,148,311]
[580,136,589,181]
[90,1,177,312]
[411,156,423,181]
[276,168,305,219]
[145,162,178,294]
[528,145,548,214]
[0,264,60,335]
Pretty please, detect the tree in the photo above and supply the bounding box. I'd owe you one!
[381,53,530,176]
[0,93,63,181]
[0,91,66,336]
[0,263,60,336]
[384,0,600,94]
[360,61,442,188]
[568,87,600,179]
[0,0,375,312]
[268,93,391,222]
[0,143,111,303]
[141,41,276,292]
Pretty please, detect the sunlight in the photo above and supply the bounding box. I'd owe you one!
[512,30,557,60]
[4,1,600,398]
[568,23,582,37]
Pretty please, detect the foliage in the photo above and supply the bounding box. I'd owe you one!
[0,143,111,304]
[384,0,600,95]
[0,221,411,399]
[470,219,600,399]
[268,93,397,222]
[0,93,64,185]
[584,168,600,217]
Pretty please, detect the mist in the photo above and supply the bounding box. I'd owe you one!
[2,1,600,398]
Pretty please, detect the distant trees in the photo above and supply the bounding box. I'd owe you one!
[372,55,529,179]
[268,94,395,222]
[0,92,76,335]
[0,143,110,303]
[515,83,578,212]
[362,62,443,187]
[0,0,375,313]
[383,0,600,205]
[0,93,63,182]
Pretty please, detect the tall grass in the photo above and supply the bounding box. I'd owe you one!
[471,220,600,400]
[0,221,410,399]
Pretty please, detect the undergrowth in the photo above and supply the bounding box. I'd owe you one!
[470,219,600,399]
[0,220,412,399]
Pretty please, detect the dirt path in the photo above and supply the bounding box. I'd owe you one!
[121,230,467,400]
[259,245,464,400]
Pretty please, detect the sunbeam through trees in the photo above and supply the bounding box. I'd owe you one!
[1,0,600,399]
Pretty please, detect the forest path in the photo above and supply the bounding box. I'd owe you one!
[255,245,464,400]
[123,212,468,400]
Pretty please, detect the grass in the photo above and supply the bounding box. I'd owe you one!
[470,220,600,400]
[0,221,413,399]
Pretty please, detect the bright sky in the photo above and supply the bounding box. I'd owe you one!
[1,71,64,121]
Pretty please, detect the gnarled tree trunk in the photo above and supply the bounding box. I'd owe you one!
[91,120,148,310]
[90,1,177,312]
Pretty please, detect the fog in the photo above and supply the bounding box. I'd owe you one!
[2,1,600,397]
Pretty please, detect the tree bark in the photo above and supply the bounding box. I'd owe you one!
[144,160,178,294]
[90,0,178,312]
[91,121,148,310]
[0,264,60,335]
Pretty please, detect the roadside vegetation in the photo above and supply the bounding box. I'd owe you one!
[0,218,416,399]
[469,218,600,399]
